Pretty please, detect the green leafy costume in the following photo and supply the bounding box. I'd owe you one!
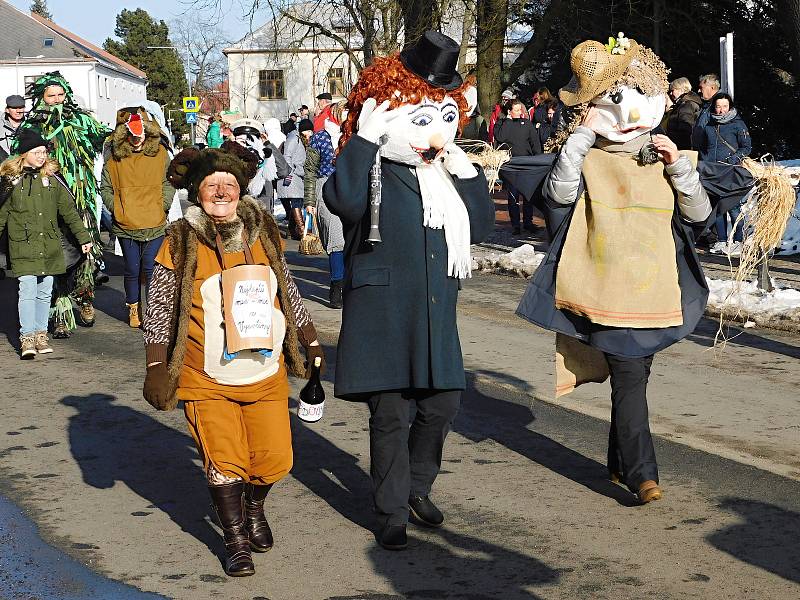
[13,72,110,331]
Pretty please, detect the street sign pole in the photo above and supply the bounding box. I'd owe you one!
[719,32,734,96]
[183,96,201,146]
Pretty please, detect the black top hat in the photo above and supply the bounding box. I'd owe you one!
[316,92,332,101]
[399,31,463,91]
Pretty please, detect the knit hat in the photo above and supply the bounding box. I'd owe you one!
[14,128,49,156]
[298,118,314,133]
[167,140,259,203]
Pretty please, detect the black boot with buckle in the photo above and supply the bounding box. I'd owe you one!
[244,482,274,552]
[208,481,255,577]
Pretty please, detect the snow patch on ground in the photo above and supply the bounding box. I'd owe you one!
[473,244,545,278]
[472,243,800,328]
[706,277,800,323]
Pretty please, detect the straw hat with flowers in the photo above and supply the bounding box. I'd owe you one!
[559,33,668,106]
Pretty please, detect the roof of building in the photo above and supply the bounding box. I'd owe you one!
[31,13,147,80]
[0,0,146,81]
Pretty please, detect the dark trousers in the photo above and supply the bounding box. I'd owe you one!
[366,389,461,526]
[119,237,163,304]
[605,353,658,489]
[506,184,533,228]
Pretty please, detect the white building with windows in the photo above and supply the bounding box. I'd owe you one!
[224,2,523,122]
[0,0,147,127]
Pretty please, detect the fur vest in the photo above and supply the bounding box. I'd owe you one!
[161,195,305,405]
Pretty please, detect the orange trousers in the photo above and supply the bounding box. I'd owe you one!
[184,398,293,486]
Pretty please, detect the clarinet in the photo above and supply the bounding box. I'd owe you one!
[366,138,385,244]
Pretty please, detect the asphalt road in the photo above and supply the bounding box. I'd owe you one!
[0,247,798,599]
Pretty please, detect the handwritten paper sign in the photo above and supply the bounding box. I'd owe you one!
[221,264,274,353]
[231,280,271,338]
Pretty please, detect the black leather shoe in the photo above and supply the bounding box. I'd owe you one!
[244,483,274,552]
[378,524,407,551]
[512,226,521,235]
[208,482,255,577]
[408,495,444,528]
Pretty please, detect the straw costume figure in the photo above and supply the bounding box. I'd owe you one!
[14,72,110,336]
[516,34,713,504]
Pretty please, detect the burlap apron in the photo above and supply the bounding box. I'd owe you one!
[554,148,683,328]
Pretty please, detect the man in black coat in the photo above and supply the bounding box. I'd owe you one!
[494,100,541,234]
[664,77,703,150]
[324,31,495,551]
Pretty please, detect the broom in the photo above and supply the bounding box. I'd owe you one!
[299,210,324,256]
[459,140,512,192]
[714,156,797,346]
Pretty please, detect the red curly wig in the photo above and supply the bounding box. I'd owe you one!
[339,53,472,151]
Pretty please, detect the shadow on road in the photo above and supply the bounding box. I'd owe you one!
[286,250,333,307]
[289,412,374,531]
[456,370,638,507]
[708,496,800,584]
[365,526,558,600]
[688,318,800,360]
[60,394,222,561]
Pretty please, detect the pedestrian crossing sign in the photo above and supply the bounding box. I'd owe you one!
[183,96,200,112]
[185,112,198,124]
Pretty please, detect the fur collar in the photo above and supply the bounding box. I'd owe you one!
[183,195,264,252]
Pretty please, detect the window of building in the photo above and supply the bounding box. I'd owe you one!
[327,68,345,98]
[43,37,54,48]
[24,74,45,94]
[258,70,285,100]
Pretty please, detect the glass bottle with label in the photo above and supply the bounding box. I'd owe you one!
[298,356,324,423]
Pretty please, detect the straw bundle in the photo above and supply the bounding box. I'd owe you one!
[460,140,511,191]
[714,156,796,345]
[299,213,324,256]
[300,232,323,255]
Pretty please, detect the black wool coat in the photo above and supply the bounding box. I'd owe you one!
[323,135,495,399]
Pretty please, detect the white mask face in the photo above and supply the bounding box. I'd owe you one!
[379,95,460,166]
[591,86,666,142]
[235,133,265,162]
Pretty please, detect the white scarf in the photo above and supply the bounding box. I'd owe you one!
[415,161,472,279]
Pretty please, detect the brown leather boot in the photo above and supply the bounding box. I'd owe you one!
[638,480,663,504]
[290,208,304,240]
[244,482,274,552]
[127,303,141,328]
[208,482,255,577]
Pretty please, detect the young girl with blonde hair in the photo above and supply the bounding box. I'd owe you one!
[0,129,92,358]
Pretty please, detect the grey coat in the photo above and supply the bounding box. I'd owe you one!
[0,116,18,160]
[323,135,495,399]
[277,130,305,199]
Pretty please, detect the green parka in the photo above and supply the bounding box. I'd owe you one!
[0,170,91,276]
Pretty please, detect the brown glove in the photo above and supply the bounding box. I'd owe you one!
[143,363,172,411]
[298,322,326,378]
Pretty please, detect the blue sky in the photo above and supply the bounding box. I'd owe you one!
[7,0,258,46]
